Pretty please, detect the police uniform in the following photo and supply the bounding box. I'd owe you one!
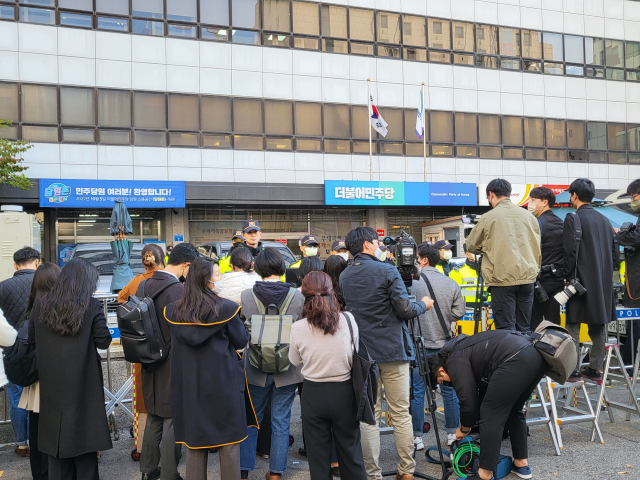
[242,220,264,258]
[291,235,319,268]
[219,230,244,274]
[433,240,460,281]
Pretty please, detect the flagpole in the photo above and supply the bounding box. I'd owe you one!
[422,83,427,182]
[368,78,373,181]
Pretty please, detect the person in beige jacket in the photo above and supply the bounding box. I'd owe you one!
[466,179,541,333]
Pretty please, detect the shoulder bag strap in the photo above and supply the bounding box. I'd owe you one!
[537,218,543,237]
[344,312,356,352]
[572,212,582,281]
[141,277,180,300]
[453,330,505,351]
[251,290,267,314]
[278,288,297,315]
[420,273,452,341]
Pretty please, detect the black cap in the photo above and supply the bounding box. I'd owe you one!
[331,240,346,251]
[231,230,244,241]
[242,220,261,233]
[301,235,319,246]
[433,240,454,250]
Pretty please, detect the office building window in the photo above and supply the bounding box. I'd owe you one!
[234,98,263,134]
[21,84,58,124]
[168,94,199,131]
[292,1,318,36]
[60,87,95,127]
[133,92,166,130]
[200,0,230,25]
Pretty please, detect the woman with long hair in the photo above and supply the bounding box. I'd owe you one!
[21,263,61,480]
[217,246,259,304]
[322,255,348,311]
[289,271,367,480]
[118,244,165,303]
[165,256,256,480]
[29,258,112,479]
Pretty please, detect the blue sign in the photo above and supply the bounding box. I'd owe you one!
[174,234,184,242]
[325,181,477,206]
[40,179,186,208]
[617,308,640,319]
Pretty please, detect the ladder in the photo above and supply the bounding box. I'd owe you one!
[525,377,561,455]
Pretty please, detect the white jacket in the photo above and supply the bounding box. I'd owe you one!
[218,271,260,305]
[0,310,17,388]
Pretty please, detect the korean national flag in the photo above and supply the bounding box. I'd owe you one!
[369,91,388,137]
[416,90,424,139]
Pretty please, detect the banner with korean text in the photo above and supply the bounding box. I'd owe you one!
[324,181,477,207]
[39,179,186,208]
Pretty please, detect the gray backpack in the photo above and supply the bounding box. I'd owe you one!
[530,320,578,384]
[245,288,297,374]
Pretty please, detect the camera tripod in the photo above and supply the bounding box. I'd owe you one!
[382,291,453,480]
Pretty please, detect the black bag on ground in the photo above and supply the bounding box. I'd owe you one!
[4,318,38,387]
[117,278,178,364]
[344,312,379,426]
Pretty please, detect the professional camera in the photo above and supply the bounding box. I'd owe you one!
[620,221,636,234]
[540,264,558,277]
[533,280,548,302]
[383,230,418,287]
[554,278,587,306]
[462,214,481,225]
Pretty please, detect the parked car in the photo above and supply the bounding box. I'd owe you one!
[197,241,298,266]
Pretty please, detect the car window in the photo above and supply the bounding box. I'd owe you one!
[74,248,145,275]
[277,246,296,267]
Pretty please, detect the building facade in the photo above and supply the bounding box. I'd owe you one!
[0,0,639,261]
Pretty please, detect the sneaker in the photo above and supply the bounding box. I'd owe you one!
[413,436,424,451]
[581,366,603,382]
[511,464,533,479]
[567,371,582,382]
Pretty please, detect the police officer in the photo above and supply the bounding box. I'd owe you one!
[219,230,245,274]
[433,240,462,283]
[243,220,263,258]
[457,251,481,308]
[290,235,320,268]
[330,240,349,261]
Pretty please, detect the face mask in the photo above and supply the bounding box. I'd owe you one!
[305,246,318,256]
[338,252,349,261]
[631,200,640,212]
[527,201,539,216]
[378,249,388,261]
[443,250,453,261]
[213,280,225,294]
[373,247,383,261]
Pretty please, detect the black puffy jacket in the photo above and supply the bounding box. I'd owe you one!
[537,210,564,286]
[0,270,35,327]
[339,253,427,364]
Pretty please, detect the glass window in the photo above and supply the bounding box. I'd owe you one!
[0,128,17,142]
[544,63,563,75]
[21,84,57,124]
[430,111,454,143]
[430,51,451,63]
[566,65,584,76]
[324,139,350,154]
[323,104,350,138]
[296,138,321,152]
[479,115,500,144]
[62,128,95,143]
[452,21,474,53]
[266,137,292,151]
[58,0,92,10]
[524,118,544,147]
[428,19,450,50]
[133,93,166,130]
[263,0,290,33]
[606,68,625,81]
[202,27,228,40]
[321,5,347,38]
[295,103,321,136]
[232,0,260,29]
[405,143,423,156]
[631,153,640,164]
[265,100,293,135]
[587,122,607,150]
[351,106,369,139]
[455,113,477,144]
[404,47,427,61]
[564,35,584,64]
[476,25,497,55]
[525,149,545,160]
[404,109,428,141]
[589,152,607,163]
[200,0,230,26]
[609,152,627,164]
[628,125,640,152]
[97,0,128,15]
[627,41,640,70]
[378,45,400,58]
[456,146,478,157]
[477,55,499,69]
[132,0,163,19]
[232,29,260,44]
[351,43,374,56]
[567,120,586,149]
[293,37,317,50]
[379,142,402,155]
[586,66,605,78]
[234,99,263,134]
[169,132,199,146]
[349,8,374,42]
[168,24,197,37]
[547,149,567,162]
[98,90,131,128]
[19,7,55,25]
[545,119,566,148]
[99,130,131,145]
[203,134,231,148]
[201,97,231,132]
[501,59,520,70]
[522,30,542,59]
[0,83,19,123]
[377,12,400,44]
[605,39,624,68]
[523,60,542,72]
[378,108,403,141]
[479,146,501,159]
[431,145,454,157]
[543,32,563,61]
[134,130,167,147]
[292,1,318,36]
[503,148,523,159]
[167,0,196,22]
[168,95,199,131]
[98,17,129,31]
[455,53,475,65]
[627,71,640,81]
[607,123,626,151]
[0,6,15,20]
[322,39,347,54]
[60,87,95,127]
[499,27,520,57]
[585,37,605,65]
[403,15,426,47]
[502,117,523,146]
[22,126,58,142]
[132,19,164,35]
[263,33,289,46]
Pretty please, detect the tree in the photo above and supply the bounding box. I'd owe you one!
[0,120,32,190]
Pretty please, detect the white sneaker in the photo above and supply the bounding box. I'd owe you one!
[414,436,424,451]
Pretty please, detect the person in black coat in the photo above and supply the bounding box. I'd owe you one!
[430,330,546,480]
[166,256,257,480]
[139,243,200,480]
[557,179,618,382]
[28,258,112,480]
[528,186,565,330]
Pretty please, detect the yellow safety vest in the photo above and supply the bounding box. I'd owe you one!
[219,255,232,274]
[435,263,463,284]
[620,260,626,283]
[290,260,301,269]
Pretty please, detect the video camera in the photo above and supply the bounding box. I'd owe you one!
[383,230,418,288]
[462,214,481,225]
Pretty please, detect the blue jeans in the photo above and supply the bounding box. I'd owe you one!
[240,376,297,474]
[411,350,460,436]
[7,382,28,445]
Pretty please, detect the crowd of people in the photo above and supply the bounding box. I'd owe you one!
[0,176,635,480]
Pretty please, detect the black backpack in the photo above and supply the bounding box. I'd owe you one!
[4,318,38,387]
[117,278,178,364]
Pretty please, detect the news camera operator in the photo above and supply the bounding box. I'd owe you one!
[339,227,433,480]
[466,179,541,333]
[528,187,565,330]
